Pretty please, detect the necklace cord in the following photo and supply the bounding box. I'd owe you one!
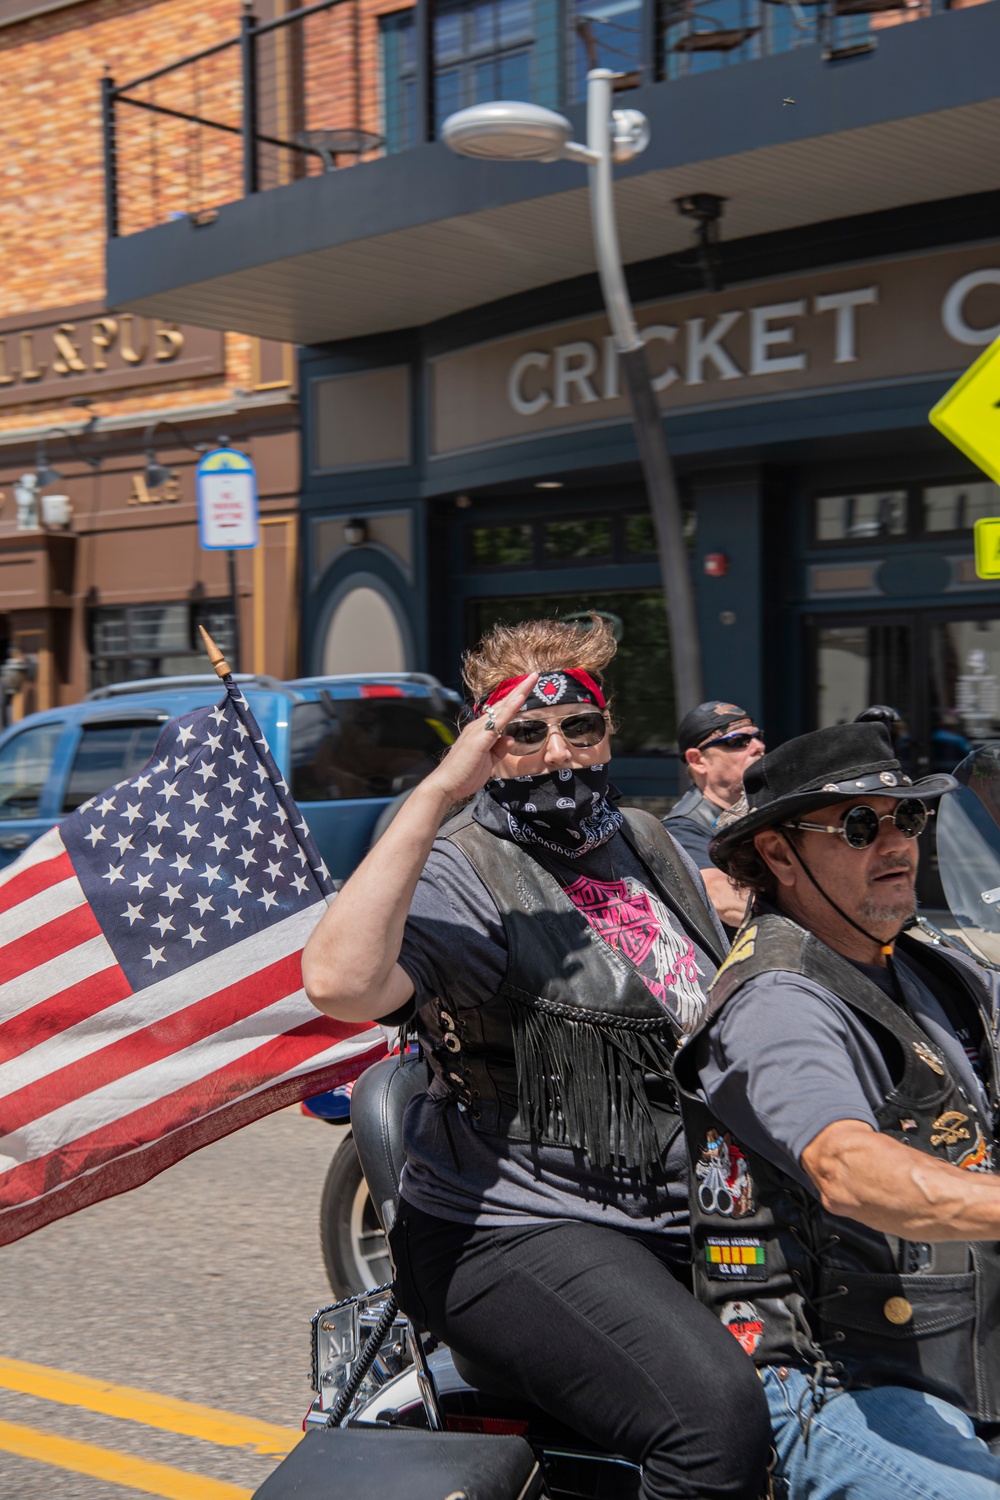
[782,836,907,996]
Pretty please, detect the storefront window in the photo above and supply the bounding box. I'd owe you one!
[472,589,674,752]
[468,509,661,569]
[469,524,534,567]
[543,518,612,561]
[924,481,1000,534]
[815,490,909,543]
[624,513,656,554]
[928,619,1000,769]
[89,602,236,688]
[815,622,914,767]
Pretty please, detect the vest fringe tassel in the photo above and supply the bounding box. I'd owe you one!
[507,994,674,1178]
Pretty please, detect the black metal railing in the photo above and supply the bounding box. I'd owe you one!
[102,0,985,239]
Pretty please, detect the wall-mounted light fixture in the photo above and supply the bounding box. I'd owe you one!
[343,518,368,546]
[142,419,207,492]
[34,415,102,495]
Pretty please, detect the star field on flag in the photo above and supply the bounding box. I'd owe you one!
[0,681,385,1246]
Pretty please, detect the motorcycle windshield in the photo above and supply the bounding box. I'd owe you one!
[936,743,1000,965]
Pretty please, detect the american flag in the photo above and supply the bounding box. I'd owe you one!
[0,677,386,1246]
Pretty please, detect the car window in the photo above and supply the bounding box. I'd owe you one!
[0,721,64,821]
[291,697,456,801]
[62,721,166,813]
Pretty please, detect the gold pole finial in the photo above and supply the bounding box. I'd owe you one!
[199,625,232,680]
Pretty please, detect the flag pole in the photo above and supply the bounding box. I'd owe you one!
[200,624,233,681]
[199,625,335,900]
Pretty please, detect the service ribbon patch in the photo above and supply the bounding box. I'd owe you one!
[705,1237,767,1281]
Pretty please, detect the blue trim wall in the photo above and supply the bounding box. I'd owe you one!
[298,198,1000,794]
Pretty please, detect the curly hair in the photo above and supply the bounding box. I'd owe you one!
[462,613,617,703]
[712,823,800,904]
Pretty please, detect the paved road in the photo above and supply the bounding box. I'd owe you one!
[0,1106,346,1497]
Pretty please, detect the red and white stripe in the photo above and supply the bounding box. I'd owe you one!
[0,828,385,1246]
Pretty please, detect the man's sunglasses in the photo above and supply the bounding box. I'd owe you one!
[505,710,609,756]
[700,730,762,752]
[784,798,929,850]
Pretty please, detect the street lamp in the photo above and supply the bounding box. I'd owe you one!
[442,71,704,715]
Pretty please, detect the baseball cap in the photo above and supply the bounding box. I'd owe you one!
[678,701,760,755]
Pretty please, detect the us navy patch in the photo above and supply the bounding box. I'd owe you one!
[705,1237,767,1282]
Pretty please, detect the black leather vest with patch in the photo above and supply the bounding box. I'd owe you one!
[673,913,1000,1421]
[416,807,726,1177]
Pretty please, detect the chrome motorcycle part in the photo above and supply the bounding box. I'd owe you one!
[311,1285,409,1420]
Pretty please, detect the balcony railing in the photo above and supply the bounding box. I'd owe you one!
[102,0,989,239]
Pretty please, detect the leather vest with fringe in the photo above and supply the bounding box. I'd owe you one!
[415,806,726,1178]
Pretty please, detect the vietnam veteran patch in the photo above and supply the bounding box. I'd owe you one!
[705,1236,767,1281]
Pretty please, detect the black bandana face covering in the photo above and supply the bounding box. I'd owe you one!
[474,763,623,858]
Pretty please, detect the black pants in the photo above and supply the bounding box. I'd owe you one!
[390,1200,771,1500]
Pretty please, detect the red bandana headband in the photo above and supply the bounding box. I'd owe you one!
[476,669,606,714]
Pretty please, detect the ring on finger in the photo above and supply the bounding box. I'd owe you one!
[483,709,499,735]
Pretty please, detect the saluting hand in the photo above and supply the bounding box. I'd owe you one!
[426,674,539,805]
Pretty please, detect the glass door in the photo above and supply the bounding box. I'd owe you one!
[809,608,1000,909]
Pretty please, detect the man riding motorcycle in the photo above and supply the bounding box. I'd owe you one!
[674,722,1000,1499]
[303,616,770,1500]
[664,702,764,930]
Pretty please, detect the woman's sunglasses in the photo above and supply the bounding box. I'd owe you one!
[784,798,930,850]
[505,710,609,757]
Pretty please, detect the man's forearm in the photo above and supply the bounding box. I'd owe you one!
[700,867,749,928]
[302,778,454,1018]
[802,1119,1000,1241]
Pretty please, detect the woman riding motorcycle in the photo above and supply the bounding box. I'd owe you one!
[303,617,770,1500]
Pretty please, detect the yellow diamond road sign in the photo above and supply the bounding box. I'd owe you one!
[930,334,1000,487]
[931,335,1000,580]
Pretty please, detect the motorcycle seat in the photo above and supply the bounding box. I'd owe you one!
[350,1052,427,1234]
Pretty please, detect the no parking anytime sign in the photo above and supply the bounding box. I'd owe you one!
[196,447,259,550]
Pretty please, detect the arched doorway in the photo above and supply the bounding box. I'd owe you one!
[319,575,411,675]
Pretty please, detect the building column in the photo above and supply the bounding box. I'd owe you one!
[691,468,763,724]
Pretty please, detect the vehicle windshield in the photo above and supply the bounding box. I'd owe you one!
[936,744,1000,966]
[291,695,456,801]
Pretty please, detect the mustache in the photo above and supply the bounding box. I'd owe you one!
[868,853,917,879]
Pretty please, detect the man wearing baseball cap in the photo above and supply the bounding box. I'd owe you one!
[665,701,764,928]
[673,722,1000,1498]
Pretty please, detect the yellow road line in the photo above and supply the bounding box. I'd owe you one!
[0,1355,299,1457]
[0,1417,253,1500]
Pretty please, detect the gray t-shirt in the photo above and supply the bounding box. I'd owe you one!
[698,948,992,1196]
[396,828,723,1236]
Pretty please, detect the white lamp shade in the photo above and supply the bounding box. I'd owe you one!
[441,101,574,162]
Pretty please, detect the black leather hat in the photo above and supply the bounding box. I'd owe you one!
[710,722,957,869]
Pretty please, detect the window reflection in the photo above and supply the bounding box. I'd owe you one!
[815,491,908,543]
[924,481,1000,534]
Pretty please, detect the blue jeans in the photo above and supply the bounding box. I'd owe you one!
[763,1365,1000,1500]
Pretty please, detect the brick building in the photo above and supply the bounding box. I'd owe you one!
[0,0,301,720]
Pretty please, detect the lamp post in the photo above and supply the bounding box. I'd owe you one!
[442,71,704,714]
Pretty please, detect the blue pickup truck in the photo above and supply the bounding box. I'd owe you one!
[0,668,459,1295]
